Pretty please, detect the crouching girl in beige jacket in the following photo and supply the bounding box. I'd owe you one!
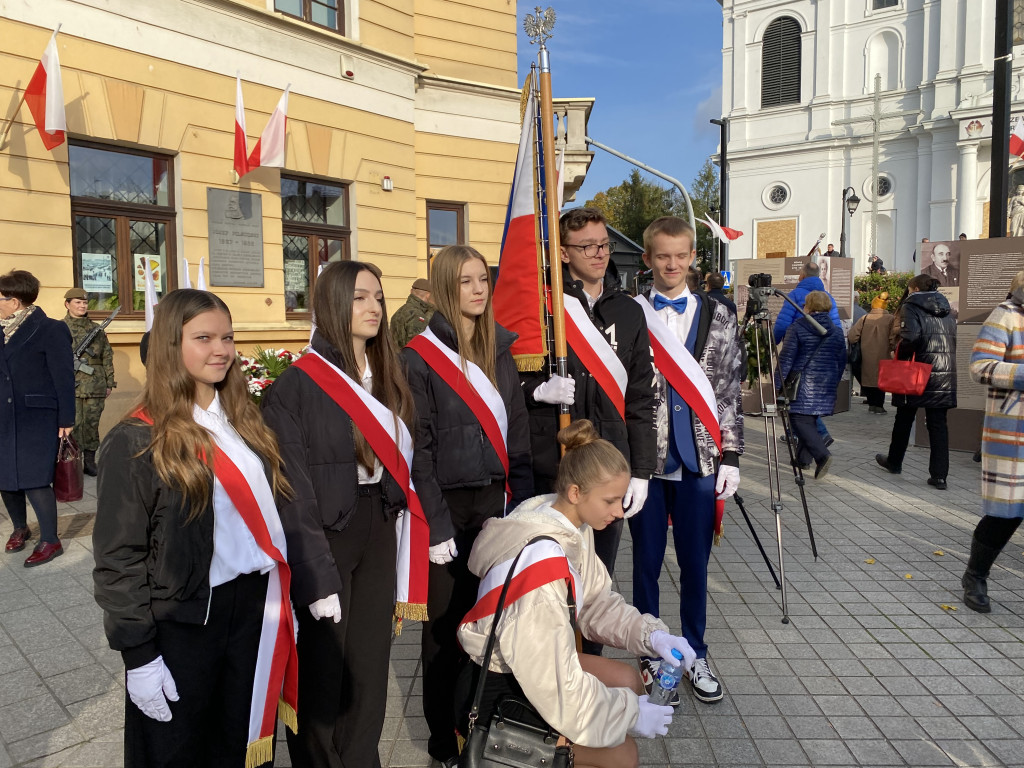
[456,420,696,768]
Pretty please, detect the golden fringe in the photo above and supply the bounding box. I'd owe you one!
[456,732,466,753]
[713,529,723,546]
[245,736,274,768]
[393,602,429,637]
[514,354,546,372]
[278,699,298,734]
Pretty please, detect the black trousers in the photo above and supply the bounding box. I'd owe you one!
[421,481,504,761]
[287,484,397,768]
[862,386,885,407]
[887,406,949,480]
[791,413,829,465]
[975,515,1023,550]
[1,486,58,543]
[124,571,270,768]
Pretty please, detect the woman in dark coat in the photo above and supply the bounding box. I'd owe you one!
[876,274,957,489]
[776,291,847,480]
[0,270,75,566]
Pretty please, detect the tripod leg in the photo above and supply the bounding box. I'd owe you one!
[733,493,781,589]
[779,410,819,560]
[774,500,790,624]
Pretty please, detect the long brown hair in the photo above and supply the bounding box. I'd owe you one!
[430,245,497,386]
[129,289,290,521]
[312,261,414,471]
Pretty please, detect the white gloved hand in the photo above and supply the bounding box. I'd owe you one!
[622,477,649,519]
[428,538,459,565]
[309,593,342,623]
[628,695,673,739]
[533,375,576,405]
[126,655,180,722]
[715,465,740,499]
[649,630,697,674]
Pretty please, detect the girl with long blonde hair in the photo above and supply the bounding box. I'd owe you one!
[93,289,296,768]
[402,244,533,764]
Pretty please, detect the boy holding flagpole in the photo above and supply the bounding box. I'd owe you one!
[632,216,745,705]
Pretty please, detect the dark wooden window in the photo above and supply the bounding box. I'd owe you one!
[427,202,465,270]
[761,16,802,108]
[873,0,899,8]
[69,142,176,316]
[274,0,342,33]
[281,176,349,316]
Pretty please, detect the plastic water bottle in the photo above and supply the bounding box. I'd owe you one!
[648,649,684,705]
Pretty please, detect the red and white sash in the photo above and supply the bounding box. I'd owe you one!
[133,410,298,767]
[563,294,628,419]
[461,539,579,626]
[634,295,721,452]
[292,351,429,623]
[405,327,511,500]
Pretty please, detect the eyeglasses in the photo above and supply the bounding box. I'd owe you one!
[564,242,615,258]
[0,297,14,302]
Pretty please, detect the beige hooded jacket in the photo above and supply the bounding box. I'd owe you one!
[457,495,669,748]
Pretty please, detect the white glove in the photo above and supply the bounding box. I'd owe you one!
[649,630,697,674]
[126,655,180,722]
[429,537,459,565]
[622,477,649,519]
[628,695,673,739]
[533,375,576,405]
[309,593,342,623]
[715,465,740,499]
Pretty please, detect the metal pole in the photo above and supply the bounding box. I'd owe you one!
[711,118,728,272]
[839,189,848,260]
[990,0,1013,238]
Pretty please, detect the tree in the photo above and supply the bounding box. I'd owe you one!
[688,159,721,275]
[585,169,677,245]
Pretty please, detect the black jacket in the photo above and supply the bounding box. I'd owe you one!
[402,313,533,545]
[893,291,957,409]
[93,421,272,669]
[707,288,737,317]
[524,265,657,484]
[262,334,408,606]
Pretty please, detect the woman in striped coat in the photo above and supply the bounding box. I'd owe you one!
[964,270,1024,613]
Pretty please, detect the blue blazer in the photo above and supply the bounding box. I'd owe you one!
[0,308,75,490]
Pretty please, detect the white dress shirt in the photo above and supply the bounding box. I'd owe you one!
[650,285,698,482]
[356,355,384,485]
[193,392,276,588]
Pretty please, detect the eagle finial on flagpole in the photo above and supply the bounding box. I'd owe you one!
[524,6,556,47]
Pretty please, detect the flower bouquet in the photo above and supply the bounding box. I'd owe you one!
[239,346,307,404]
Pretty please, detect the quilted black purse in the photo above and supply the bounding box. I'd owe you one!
[459,536,575,768]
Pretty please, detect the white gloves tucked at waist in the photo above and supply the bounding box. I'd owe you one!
[623,477,649,519]
[533,375,576,405]
[715,465,740,499]
[309,593,342,623]
[649,630,697,674]
[628,695,673,738]
[429,538,459,565]
[126,655,180,722]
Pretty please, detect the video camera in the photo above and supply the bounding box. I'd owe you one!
[744,273,775,319]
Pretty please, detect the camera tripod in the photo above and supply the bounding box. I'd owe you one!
[734,288,821,624]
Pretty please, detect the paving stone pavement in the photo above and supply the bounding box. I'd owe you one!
[1,399,1023,766]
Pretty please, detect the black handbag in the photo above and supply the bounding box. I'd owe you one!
[459,537,575,768]
[848,339,863,381]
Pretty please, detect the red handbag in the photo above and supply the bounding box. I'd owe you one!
[877,344,932,396]
[54,435,84,503]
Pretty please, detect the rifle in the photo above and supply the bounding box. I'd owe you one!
[73,306,120,376]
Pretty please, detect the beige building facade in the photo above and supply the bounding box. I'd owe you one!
[0,0,532,433]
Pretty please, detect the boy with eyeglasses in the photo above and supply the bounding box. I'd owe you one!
[522,207,657,656]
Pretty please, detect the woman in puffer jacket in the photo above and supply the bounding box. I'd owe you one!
[776,291,848,479]
[876,274,957,489]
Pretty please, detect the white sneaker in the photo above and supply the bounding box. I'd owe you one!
[689,657,723,703]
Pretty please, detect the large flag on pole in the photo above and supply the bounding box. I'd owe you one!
[247,86,289,171]
[701,215,744,242]
[24,30,66,150]
[143,258,158,332]
[1011,116,1024,160]
[181,257,192,289]
[234,76,250,178]
[492,83,548,371]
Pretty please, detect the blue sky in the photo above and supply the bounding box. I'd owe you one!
[516,1,726,205]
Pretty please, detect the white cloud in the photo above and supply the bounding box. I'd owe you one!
[693,86,724,139]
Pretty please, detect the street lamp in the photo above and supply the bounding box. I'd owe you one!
[839,186,861,261]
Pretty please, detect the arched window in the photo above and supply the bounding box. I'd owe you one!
[761,16,802,108]
[867,31,899,91]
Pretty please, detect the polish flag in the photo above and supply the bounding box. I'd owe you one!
[1010,116,1024,159]
[181,257,192,289]
[233,76,249,178]
[247,86,290,170]
[24,31,66,151]
[197,256,208,291]
[702,215,744,242]
[143,257,159,332]
[556,147,565,212]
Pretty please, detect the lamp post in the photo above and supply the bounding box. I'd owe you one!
[839,186,861,262]
[710,118,728,272]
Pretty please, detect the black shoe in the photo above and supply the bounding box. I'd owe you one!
[83,450,97,477]
[814,455,832,480]
[794,461,812,471]
[639,657,657,695]
[927,477,947,490]
[823,436,834,448]
[963,535,1002,613]
[868,405,887,414]
[973,449,982,463]
[875,454,901,474]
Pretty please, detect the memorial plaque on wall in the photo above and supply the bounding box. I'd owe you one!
[207,188,264,288]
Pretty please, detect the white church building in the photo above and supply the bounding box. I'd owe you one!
[717,0,1024,274]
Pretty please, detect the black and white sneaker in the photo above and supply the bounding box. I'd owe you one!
[689,657,723,703]
[639,657,680,706]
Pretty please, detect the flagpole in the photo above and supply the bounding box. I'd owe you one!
[0,25,61,149]
[529,7,570,432]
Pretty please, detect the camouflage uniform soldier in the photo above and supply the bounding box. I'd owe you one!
[63,288,116,476]
[389,278,435,348]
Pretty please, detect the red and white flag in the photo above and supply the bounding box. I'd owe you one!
[143,257,158,332]
[233,75,249,178]
[24,30,66,150]
[1011,116,1024,160]
[248,86,289,170]
[701,215,743,242]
